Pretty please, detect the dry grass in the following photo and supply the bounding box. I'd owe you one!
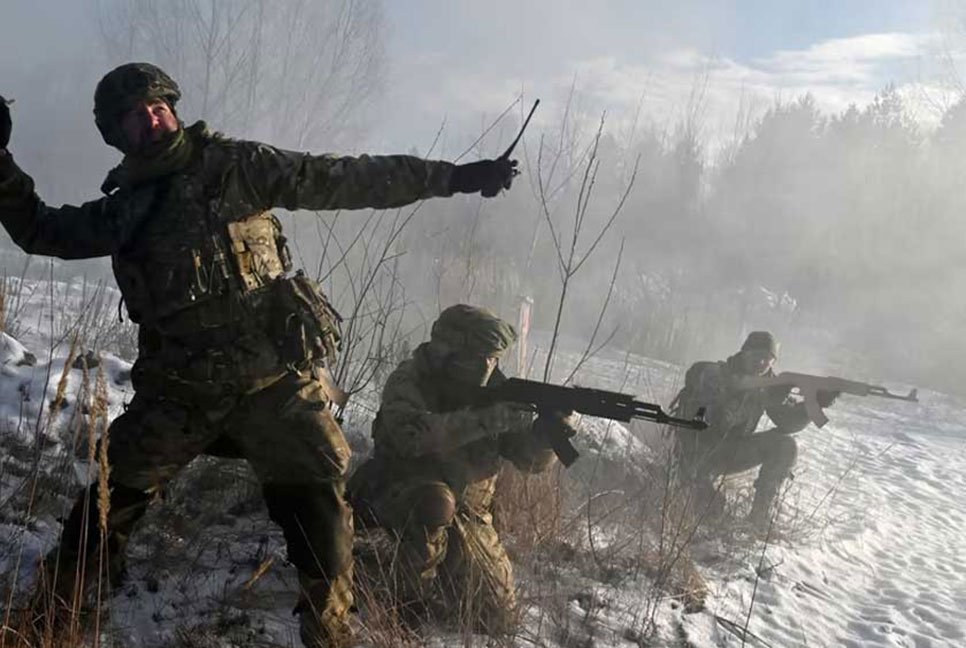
[484,390,832,645]
[493,465,570,558]
[351,533,424,648]
[0,277,126,648]
[0,266,853,648]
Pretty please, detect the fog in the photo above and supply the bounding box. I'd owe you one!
[1,0,964,394]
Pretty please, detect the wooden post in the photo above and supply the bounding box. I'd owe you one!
[516,296,533,378]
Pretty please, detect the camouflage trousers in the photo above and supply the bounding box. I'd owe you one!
[676,428,798,522]
[45,368,354,648]
[363,477,516,634]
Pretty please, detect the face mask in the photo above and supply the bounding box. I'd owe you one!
[447,352,499,386]
[740,350,775,376]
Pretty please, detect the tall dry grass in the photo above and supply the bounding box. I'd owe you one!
[0,274,123,648]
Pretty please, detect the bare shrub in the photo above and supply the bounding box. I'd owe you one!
[96,0,385,151]
[493,465,569,559]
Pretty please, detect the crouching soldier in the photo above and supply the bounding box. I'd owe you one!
[672,331,838,528]
[348,304,575,634]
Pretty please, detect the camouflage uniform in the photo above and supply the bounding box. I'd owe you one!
[673,333,810,524]
[348,305,560,634]
[0,64,507,647]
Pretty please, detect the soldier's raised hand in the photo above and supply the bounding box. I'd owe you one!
[450,158,518,197]
[0,96,11,149]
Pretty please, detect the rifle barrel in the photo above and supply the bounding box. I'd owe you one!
[868,385,919,402]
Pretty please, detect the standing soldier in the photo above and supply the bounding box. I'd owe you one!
[348,304,575,634]
[0,63,517,647]
[672,331,838,527]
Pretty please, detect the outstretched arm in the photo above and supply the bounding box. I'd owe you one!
[235,140,514,212]
[0,161,117,259]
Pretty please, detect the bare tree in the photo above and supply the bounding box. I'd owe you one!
[95,0,385,150]
[535,114,639,382]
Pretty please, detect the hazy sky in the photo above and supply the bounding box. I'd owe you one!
[0,0,949,158]
[0,1,961,389]
[373,0,941,154]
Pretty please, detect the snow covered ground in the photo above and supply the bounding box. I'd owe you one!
[0,282,964,647]
[546,347,966,648]
[702,394,966,648]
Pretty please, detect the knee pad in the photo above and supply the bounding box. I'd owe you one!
[410,482,457,530]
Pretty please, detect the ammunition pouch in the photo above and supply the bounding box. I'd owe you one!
[272,270,343,368]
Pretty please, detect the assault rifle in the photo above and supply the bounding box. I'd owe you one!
[737,372,919,428]
[476,377,707,467]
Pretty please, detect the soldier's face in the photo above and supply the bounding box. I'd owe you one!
[119,98,179,153]
[447,352,500,386]
[740,350,775,376]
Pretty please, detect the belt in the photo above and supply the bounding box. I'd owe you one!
[151,282,278,339]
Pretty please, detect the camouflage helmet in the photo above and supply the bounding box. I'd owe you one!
[741,330,779,358]
[94,63,181,149]
[430,304,517,357]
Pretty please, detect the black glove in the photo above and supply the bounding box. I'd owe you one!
[450,158,518,197]
[0,96,11,149]
[816,390,840,408]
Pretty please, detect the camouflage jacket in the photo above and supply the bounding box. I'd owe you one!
[370,343,556,511]
[0,124,456,394]
[675,355,810,443]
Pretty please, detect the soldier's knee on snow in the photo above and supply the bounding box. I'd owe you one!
[411,482,457,530]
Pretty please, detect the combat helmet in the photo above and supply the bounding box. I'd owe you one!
[741,331,779,358]
[94,63,181,150]
[430,304,517,357]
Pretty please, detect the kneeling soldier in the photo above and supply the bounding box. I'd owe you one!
[349,304,574,634]
[673,331,838,527]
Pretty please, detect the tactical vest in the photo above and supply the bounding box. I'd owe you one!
[110,132,340,365]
